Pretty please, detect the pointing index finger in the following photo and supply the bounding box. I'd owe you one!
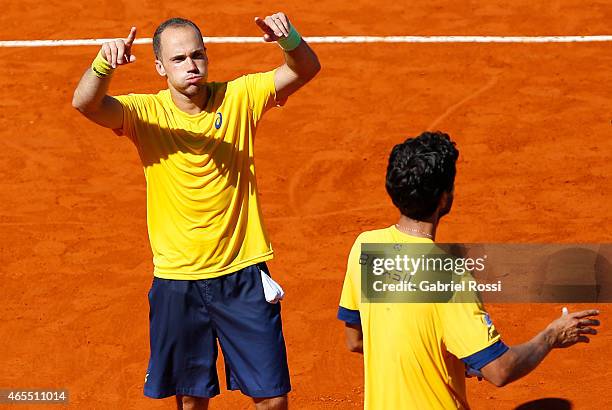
[125,27,137,46]
[254,17,273,35]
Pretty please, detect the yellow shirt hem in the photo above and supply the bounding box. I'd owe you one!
[153,250,274,280]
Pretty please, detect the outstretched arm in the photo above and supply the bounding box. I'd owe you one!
[481,309,600,387]
[254,13,321,104]
[72,27,137,129]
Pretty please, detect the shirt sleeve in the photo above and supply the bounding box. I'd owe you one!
[243,70,279,123]
[438,302,508,370]
[338,238,362,325]
[112,94,144,146]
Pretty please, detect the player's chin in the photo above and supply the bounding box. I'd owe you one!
[181,82,204,96]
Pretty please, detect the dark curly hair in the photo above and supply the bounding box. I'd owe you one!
[385,131,459,220]
[153,17,203,60]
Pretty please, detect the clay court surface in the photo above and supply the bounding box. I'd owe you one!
[1,0,611,408]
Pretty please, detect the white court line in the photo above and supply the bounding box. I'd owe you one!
[1,35,612,47]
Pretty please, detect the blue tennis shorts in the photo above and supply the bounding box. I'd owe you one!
[144,262,291,399]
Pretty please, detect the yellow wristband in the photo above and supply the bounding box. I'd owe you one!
[91,50,114,78]
[278,26,302,51]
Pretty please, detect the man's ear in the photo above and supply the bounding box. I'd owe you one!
[155,59,166,77]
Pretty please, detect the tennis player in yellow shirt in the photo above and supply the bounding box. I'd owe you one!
[338,131,601,409]
[73,13,319,410]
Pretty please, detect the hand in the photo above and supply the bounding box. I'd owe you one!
[546,309,600,348]
[101,27,137,68]
[254,13,291,42]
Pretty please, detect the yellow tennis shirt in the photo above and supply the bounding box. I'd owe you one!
[114,70,278,279]
[338,226,508,409]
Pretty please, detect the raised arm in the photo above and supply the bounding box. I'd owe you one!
[72,27,137,129]
[481,309,600,387]
[254,13,321,104]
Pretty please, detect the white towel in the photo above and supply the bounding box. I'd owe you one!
[260,270,285,304]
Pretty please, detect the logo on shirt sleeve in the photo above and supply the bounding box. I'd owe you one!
[214,112,223,129]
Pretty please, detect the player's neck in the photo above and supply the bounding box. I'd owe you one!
[168,84,210,115]
[396,215,437,240]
